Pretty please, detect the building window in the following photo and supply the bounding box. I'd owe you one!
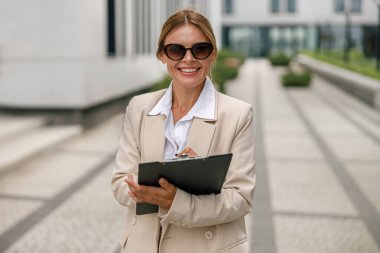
[271,0,280,13]
[107,0,116,56]
[223,0,233,14]
[334,0,345,12]
[287,0,296,13]
[334,0,361,13]
[107,0,126,57]
[351,0,361,13]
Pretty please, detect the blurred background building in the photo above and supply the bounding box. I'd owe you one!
[222,0,377,57]
[0,0,221,124]
[0,0,378,120]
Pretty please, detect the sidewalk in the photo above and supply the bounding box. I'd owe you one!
[0,59,379,253]
[0,115,125,253]
[227,59,380,253]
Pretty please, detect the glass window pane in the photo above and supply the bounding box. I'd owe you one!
[107,0,116,56]
[287,0,296,12]
[223,0,233,14]
[272,0,280,13]
[334,0,345,12]
[351,0,361,13]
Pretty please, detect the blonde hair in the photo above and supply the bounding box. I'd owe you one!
[156,9,217,60]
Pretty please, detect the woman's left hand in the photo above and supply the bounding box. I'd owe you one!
[125,175,177,210]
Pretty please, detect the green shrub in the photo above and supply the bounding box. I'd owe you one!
[212,60,239,93]
[149,75,171,92]
[213,49,245,93]
[282,70,312,87]
[268,53,291,66]
[217,49,246,66]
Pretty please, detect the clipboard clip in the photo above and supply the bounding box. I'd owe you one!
[165,154,205,163]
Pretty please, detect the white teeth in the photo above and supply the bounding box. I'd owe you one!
[180,68,198,73]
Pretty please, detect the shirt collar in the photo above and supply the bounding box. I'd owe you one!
[148,85,173,117]
[148,77,216,121]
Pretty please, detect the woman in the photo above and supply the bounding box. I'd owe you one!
[112,9,255,253]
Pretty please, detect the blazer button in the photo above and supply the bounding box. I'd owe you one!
[131,216,136,225]
[204,231,213,240]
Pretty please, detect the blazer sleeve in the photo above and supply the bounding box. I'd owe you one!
[160,106,255,227]
[111,97,140,207]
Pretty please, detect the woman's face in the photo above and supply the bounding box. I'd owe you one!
[160,24,215,89]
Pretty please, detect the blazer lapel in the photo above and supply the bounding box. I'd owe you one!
[142,114,166,162]
[186,118,216,157]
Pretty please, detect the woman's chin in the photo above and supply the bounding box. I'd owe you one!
[173,75,206,89]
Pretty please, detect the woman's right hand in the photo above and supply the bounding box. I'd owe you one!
[176,147,197,158]
[125,174,177,210]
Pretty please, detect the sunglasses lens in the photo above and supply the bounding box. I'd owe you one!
[165,44,185,60]
[192,43,213,59]
[163,43,213,60]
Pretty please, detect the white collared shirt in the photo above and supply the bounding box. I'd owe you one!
[148,77,216,160]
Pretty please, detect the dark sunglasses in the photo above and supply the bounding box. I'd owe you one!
[162,42,214,61]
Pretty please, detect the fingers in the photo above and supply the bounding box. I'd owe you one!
[158,178,177,209]
[125,175,176,209]
[159,178,176,193]
[177,147,198,158]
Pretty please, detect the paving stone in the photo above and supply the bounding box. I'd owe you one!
[323,134,380,162]
[263,116,308,134]
[58,114,123,153]
[0,126,81,171]
[314,75,380,124]
[0,151,107,198]
[0,199,43,235]
[265,133,324,160]
[274,215,380,253]
[4,166,124,253]
[345,163,380,213]
[346,111,380,138]
[268,159,358,216]
[289,90,362,135]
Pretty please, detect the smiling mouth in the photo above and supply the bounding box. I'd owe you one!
[178,68,200,73]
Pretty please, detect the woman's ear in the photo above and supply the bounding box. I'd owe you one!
[158,50,166,64]
[210,51,217,63]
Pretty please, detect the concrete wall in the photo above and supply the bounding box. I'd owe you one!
[0,0,163,109]
[222,0,377,26]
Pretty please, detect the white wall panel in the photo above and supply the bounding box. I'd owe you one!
[0,0,163,108]
[222,0,377,25]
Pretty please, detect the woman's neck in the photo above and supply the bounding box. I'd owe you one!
[170,79,205,124]
[171,80,205,113]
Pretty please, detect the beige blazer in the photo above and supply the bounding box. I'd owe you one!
[112,89,255,253]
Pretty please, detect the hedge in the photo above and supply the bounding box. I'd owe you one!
[268,53,291,66]
[282,70,312,87]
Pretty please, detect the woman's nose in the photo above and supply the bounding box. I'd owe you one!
[182,49,195,62]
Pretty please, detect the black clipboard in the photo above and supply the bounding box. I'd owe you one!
[136,153,233,215]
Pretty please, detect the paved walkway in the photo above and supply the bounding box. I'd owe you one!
[0,59,379,253]
[227,59,380,253]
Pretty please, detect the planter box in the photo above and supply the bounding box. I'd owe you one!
[297,55,380,110]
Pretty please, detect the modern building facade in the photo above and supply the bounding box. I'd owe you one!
[221,0,378,57]
[0,0,221,119]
